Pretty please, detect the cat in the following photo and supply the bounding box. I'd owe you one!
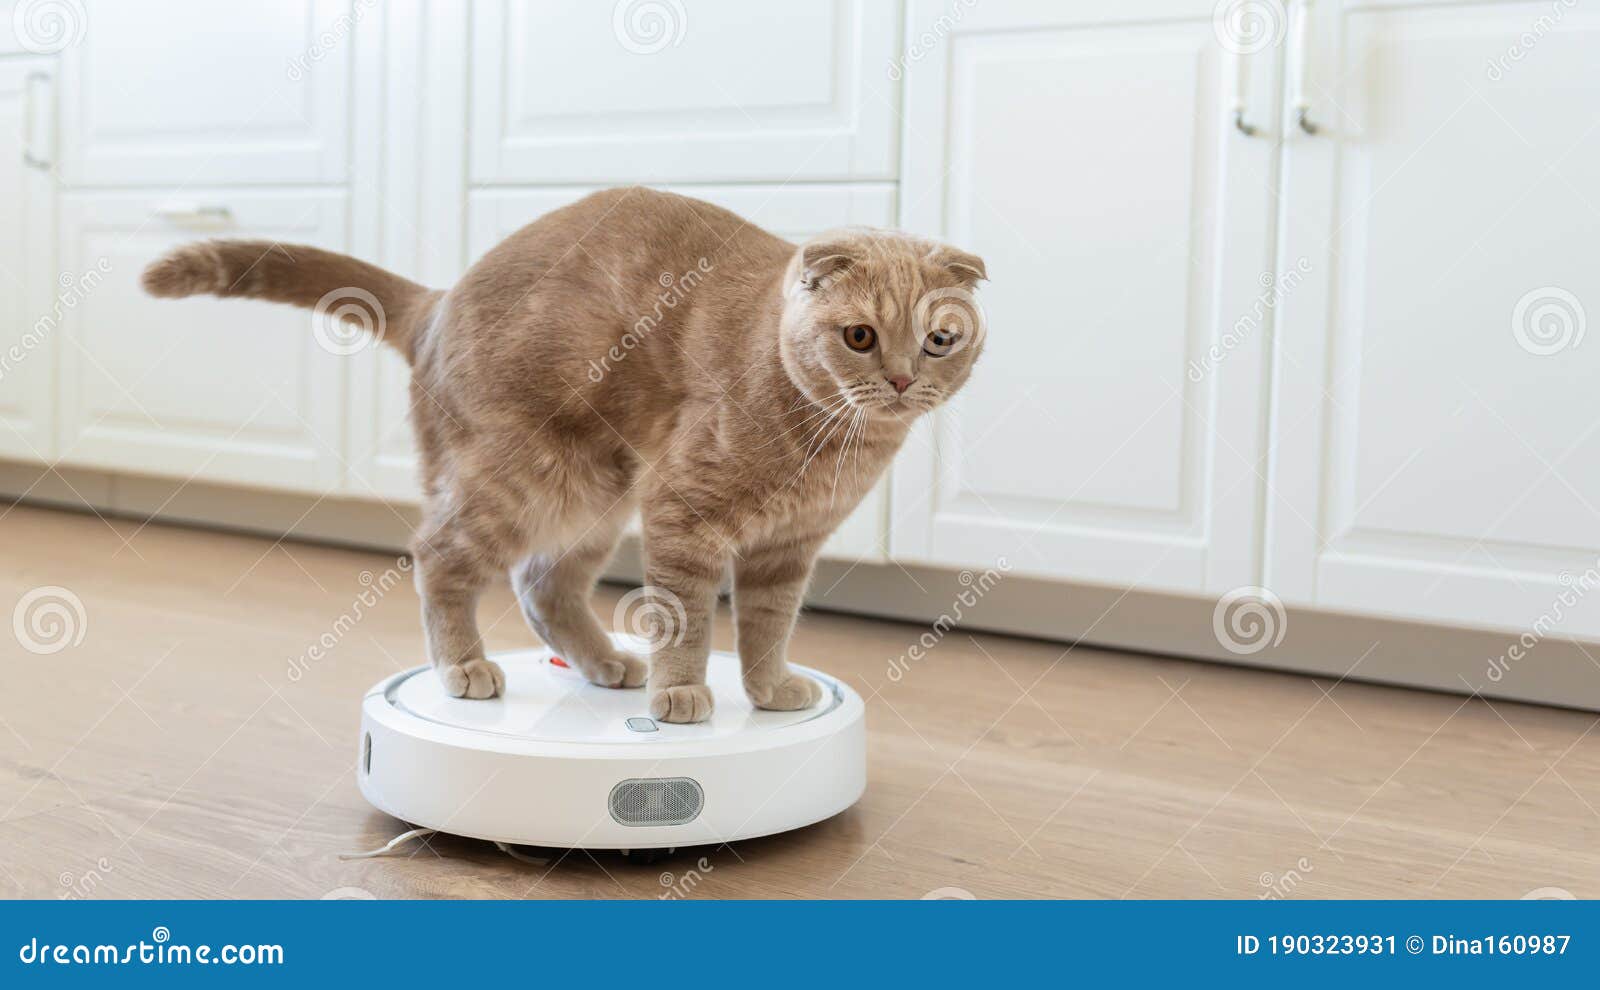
[142,186,987,723]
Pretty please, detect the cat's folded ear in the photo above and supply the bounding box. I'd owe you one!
[794,241,856,292]
[929,245,988,286]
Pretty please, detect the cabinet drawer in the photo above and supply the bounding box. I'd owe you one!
[56,191,350,494]
[470,0,900,184]
[58,0,352,185]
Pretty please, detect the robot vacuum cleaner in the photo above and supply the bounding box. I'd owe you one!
[357,634,866,862]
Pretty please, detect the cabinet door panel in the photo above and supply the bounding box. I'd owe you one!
[59,0,352,185]
[1268,0,1600,638]
[893,0,1281,595]
[56,192,349,493]
[470,0,898,183]
[0,61,55,461]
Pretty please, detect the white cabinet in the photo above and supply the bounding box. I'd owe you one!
[892,0,1282,595]
[55,192,350,493]
[57,0,353,185]
[0,60,56,461]
[469,0,900,183]
[1267,0,1600,637]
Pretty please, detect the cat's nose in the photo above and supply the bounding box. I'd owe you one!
[886,374,915,394]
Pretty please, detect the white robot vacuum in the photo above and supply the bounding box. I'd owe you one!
[357,634,866,863]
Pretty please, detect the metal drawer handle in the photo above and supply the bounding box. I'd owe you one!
[155,203,235,224]
[1291,0,1321,135]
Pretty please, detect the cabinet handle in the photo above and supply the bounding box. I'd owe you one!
[1291,0,1321,135]
[21,71,50,170]
[1231,49,1258,136]
[154,203,235,226]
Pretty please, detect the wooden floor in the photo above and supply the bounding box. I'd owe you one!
[1,503,1596,900]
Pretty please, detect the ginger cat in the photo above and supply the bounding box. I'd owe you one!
[143,187,987,723]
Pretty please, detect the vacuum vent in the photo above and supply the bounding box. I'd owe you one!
[608,777,704,826]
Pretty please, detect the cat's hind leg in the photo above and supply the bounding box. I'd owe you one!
[511,502,647,689]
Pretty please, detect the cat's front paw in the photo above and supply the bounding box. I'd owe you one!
[649,684,715,723]
[745,672,822,711]
[580,648,648,689]
[438,658,506,699]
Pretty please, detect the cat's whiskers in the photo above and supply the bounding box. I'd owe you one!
[756,391,851,452]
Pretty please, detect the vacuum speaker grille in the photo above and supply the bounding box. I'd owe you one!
[608,777,704,826]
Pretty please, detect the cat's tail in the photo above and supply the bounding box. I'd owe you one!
[140,239,437,360]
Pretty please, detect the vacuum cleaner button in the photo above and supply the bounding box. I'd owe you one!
[625,717,658,733]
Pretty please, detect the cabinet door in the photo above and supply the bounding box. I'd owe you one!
[1268,0,1600,638]
[0,61,55,461]
[56,191,349,493]
[470,0,899,183]
[58,0,352,185]
[892,0,1282,595]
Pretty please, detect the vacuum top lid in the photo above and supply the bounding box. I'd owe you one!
[384,639,842,745]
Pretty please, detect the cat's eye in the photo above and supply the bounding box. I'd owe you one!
[923,328,959,357]
[843,325,877,352]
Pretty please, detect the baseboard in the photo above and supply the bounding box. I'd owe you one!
[3,459,1596,712]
